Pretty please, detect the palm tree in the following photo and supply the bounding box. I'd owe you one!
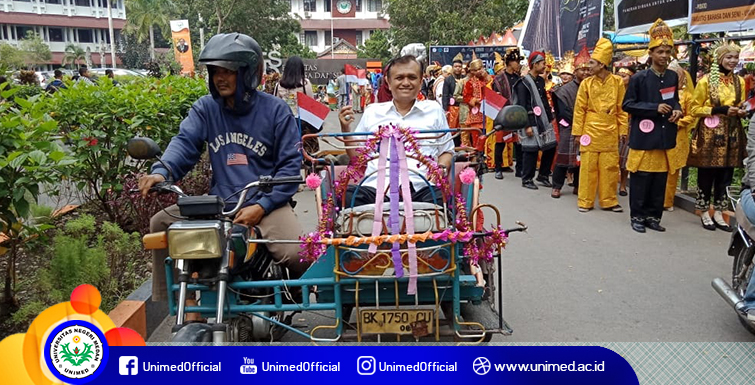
[125,0,176,60]
[62,44,86,69]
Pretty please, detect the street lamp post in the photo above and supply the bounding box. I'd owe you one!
[199,13,205,51]
[107,0,116,68]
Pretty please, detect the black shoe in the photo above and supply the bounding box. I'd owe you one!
[644,221,666,232]
[522,181,538,190]
[631,221,646,233]
[515,172,522,178]
[501,167,514,173]
[536,176,552,188]
[701,216,716,231]
[495,171,504,180]
[715,222,733,232]
[619,190,628,197]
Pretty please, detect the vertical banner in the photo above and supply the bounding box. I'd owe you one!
[689,0,755,34]
[559,0,603,53]
[521,0,602,56]
[170,20,195,75]
[614,0,689,35]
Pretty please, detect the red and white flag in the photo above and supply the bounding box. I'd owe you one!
[482,87,508,120]
[297,92,330,129]
[356,68,369,85]
[344,64,360,83]
[660,86,676,100]
[744,96,755,112]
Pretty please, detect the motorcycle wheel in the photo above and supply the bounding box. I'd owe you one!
[731,246,755,335]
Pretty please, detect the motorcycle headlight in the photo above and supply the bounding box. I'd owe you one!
[167,220,225,259]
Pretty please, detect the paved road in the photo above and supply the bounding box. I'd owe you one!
[150,109,755,343]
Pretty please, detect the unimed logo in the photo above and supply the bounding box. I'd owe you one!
[119,356,139,375]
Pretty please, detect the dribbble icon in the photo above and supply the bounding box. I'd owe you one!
[119,356,139,375]
[357,356,376,375]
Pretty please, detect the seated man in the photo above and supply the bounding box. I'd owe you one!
[338,55,454,208]
[138,33,309,304]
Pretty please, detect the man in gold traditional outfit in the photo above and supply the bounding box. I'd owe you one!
[572,38,628,213]
[622,19,683,233]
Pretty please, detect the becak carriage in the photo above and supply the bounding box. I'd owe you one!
[136,106,528,343]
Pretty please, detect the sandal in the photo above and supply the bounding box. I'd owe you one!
[603,205,623,212]
[551,189,561,199]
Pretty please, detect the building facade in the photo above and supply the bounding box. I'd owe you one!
[0,0,126,69]
[289,0,389,58]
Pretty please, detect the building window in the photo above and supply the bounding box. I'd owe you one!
[324,0,330,12]
[74,0,90,6]
[367,0,381,12]
[49,28,64,42]
[356,31,362,47]
[355,0,361,12]
[304,30,317,47]
[78,29,94,43]
[325,30,332,46]
[303,0,316,12]
[16,26,35,40]
[45,0,63,4]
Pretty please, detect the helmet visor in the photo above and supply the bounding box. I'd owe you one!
[202,60,243,71]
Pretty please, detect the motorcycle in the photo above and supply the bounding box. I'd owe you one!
[128,137,304,343]
[712,186,755,335]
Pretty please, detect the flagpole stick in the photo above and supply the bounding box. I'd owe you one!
[297,106,303,137]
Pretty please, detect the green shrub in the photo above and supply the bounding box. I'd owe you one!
[41,75,207,225]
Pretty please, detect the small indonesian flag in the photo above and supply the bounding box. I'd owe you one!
[660,86,676,100]
[481,87,508,120]
[744,96,755,112]
[297,92,330,129]
[356,68,370,86]
[344,64,360,83]
[227,153,248,165]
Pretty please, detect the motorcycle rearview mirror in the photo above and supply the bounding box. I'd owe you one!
[493,105,529,132]
[127,137,162,160]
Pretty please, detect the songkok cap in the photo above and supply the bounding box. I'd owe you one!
[529,51,546,66]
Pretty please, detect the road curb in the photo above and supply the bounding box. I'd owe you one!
[108,278,167,340]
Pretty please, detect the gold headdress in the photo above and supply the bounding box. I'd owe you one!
[557,50,575,75]
[494,52,505,73]
[469,51,483,71]
[648,18,674,50]
[453,52,464,62]
[545,51,556,71]
[591,38,613,67]
[712,39,742,64]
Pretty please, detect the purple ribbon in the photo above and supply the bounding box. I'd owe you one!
[389,137,403,278]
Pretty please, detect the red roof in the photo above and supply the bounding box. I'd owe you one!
[0,12,126,29]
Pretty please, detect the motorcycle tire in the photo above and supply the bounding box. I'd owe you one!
[731,246,755,336]
[172,323,214,343]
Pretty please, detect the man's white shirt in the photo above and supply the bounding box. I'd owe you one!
[353,99,454,191]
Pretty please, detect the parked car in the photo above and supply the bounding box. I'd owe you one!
[89,68,146,78]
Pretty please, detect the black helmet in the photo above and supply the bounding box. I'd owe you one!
[199,33,263,91]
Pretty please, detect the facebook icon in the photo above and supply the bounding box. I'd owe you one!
[119,356,138,375]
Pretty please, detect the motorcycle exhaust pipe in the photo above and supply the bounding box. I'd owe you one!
[712,278,746,312]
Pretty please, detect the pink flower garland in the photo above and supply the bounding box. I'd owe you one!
[299,124,506,264]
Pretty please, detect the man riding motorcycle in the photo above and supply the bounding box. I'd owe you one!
[138,33,309,305]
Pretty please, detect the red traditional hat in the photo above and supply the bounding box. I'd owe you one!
[574,46,591,69]
[528,51,545,66]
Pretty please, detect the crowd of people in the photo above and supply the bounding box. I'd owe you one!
[386,18,754,234]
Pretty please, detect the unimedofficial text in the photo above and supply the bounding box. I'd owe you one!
[262,361,341,372]
[142,361,221,372]
[380,361,457,372]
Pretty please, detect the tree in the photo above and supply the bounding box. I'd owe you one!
[116,32,152,69]
[0,43,24,71]
[19,31,52,70]
[171,0,302,53]
[124,0,176,60]
[387,0,528,48]
[603,0,615,32]
[358,29,393,64]
[62,44,86,69]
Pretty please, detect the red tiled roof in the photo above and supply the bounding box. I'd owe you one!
[300,18,389,29]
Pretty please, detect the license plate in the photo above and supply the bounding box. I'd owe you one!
[359,309,434,336]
